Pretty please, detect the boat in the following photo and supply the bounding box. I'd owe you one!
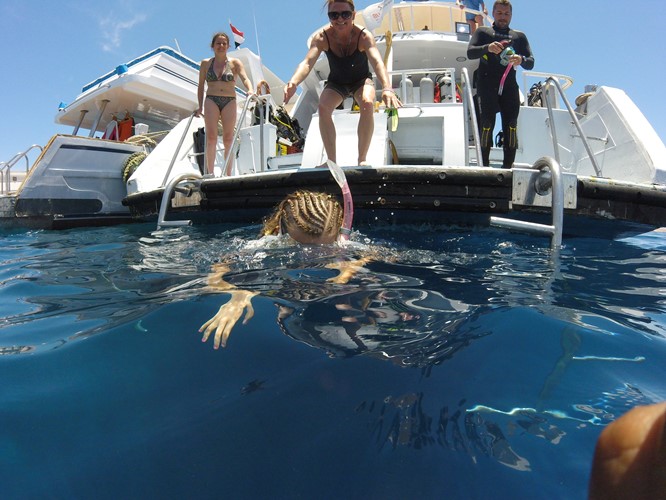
[0,46,284,230]
[0,46,200,229]
[122,1,666,245]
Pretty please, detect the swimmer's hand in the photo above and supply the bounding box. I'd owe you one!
[326,257,373,284]
[199,290,259,349]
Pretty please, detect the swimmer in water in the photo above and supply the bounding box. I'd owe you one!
[199,189,372,348]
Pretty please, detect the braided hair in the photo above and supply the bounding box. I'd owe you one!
[262,190,344,244]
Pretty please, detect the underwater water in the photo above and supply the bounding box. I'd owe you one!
[1,221,665,499]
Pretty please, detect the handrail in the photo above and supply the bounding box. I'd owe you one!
[160,94,268,188]
[522,71,573,94]
[221,93,264,177]
[161,112,196,188]
[251,92,275,174]
[461,67,482,166]
[156,172,203,229]
[490,156,564,251]
[542,76,602,177]
[0,144,43,194]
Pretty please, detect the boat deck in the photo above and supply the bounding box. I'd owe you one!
[123,165,666,238]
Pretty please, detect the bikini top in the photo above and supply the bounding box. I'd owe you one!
[206,58,234,82]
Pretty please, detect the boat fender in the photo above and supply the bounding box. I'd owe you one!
[122,151,148,183]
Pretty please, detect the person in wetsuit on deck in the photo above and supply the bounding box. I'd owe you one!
[283,0,400,167]
[467,0,534,169]
[195,32,253,177]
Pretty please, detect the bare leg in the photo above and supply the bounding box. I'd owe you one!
[354,81,376,165]
[203,98,221,175]
[469,19,478,34]
[318,88,344,164]
[220,99,237,176]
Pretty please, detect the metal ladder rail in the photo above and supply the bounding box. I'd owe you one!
[490,156,564,251]
[220,93,266,177]
[461,67,483,167]
[0,144,43,194]
[543,76,602,177]
[160,112,197,188]
[156,172,203,229]
[156,95,270,229]
[160,94,267,187]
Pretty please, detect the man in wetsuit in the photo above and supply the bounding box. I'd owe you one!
[467,0,534,169]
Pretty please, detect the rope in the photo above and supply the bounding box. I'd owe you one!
[122,151,148,183]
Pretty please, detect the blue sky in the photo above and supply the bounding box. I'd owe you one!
[1,0,663,165]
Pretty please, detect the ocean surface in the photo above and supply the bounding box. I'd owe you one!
[1,221,665,499]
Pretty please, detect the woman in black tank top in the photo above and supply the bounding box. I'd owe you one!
[283,0,401,167]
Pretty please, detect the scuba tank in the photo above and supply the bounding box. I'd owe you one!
[436,73,454,102]
[399,75,414,104]
[419,74,435,103]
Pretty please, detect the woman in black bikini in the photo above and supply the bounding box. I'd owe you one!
[196,32,253,176]
[283,0,400,167]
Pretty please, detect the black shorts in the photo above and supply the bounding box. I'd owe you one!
[324,77,373,99]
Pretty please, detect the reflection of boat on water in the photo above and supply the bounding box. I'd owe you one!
[123,1,666,243]
[0,46,283,229]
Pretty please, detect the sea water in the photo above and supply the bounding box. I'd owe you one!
[1,222,665,499]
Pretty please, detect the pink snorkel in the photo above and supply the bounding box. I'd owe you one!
[498,45,516,96]
[326,160,354,241]
[498,64,513,96]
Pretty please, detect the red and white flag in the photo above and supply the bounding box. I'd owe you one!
[229,22,245,48]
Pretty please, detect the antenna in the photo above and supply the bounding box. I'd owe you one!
[252,3,261,59]
[174,38,182,53]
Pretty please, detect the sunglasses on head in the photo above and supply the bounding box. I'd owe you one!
[328,10,353,21]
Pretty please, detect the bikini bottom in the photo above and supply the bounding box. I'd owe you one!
[206,95,236,112]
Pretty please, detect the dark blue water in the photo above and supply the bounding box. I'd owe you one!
[1,222,665,499]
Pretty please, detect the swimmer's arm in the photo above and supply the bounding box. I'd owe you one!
[326,256,374,284]
[206,262,236,291]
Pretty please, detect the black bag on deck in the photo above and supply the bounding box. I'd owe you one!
[272,106,305,150]
[193,127,205,174]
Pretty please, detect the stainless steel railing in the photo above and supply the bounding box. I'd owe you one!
[0,144,43,194]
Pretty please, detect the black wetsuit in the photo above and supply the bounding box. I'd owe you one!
[467,24,534,168]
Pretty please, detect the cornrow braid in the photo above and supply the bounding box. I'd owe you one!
[261,190,344,242]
